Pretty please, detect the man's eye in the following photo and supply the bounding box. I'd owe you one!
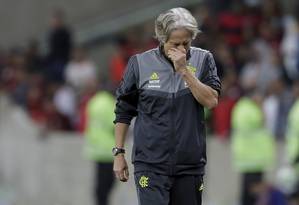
[174,44,180,47]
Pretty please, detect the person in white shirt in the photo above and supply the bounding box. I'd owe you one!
[65,46,97,92]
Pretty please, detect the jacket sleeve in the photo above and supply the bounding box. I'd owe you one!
[200,52,221,95]
[113,55,139,125]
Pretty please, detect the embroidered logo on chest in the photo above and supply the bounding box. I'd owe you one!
[148,72,161,88]
[184,64,197,87]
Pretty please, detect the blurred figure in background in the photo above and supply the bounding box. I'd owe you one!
[217,2,246,48]
[212,69,239,140]
[25,39,44,75]
[109,40,128,89]
[249,179,287,205]
[65,46,97,92]
[83,85,116,205]
[263,78,293,140]
[109,28,158,89]
[286,81,299,203]
[231,90,275,205]
[1,50,30,107]
[240,43,281,95]
[53,83,77,128]
[46,9,72,83]
[281,7,299,81]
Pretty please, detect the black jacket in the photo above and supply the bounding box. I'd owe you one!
[114,47,221,176]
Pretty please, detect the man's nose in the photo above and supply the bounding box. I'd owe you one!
[177,45,186,53]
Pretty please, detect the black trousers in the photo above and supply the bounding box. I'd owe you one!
[94,162,115,205]
[241,172,263,205]
[134,171,203,205]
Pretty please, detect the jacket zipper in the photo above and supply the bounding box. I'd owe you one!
[170,70,176,175]
[160,51,177,175]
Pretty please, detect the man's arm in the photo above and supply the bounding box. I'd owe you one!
[113,123,130,182]
[180,68,218,109]
[168,48,221,109]
[113,55,139,182]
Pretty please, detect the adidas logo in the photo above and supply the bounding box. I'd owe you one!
[148,72,160,88]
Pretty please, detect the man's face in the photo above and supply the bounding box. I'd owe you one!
[163,28,192,57]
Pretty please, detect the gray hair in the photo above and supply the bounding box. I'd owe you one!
[155,7,199,43]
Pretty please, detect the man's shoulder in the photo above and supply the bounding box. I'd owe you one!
[136,47,160,58]
[190,47,210,55]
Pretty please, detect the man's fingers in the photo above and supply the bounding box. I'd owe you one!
[113,156,128,182]
[114,170,121,179]
[169,48,186,54]
[169,48,177,52]
[114,169,128,182]
[167,51,177,61]
[168,50,177,57]
[124,167,129,180]
[168,49,186,60]
[117,171,125,181]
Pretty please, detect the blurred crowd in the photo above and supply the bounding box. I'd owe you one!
[1,0,299,204]
[196,0,299,142]
[0,8,159,133]
[0,0,298,137]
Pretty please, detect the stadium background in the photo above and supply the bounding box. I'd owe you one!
[0,0,299,204]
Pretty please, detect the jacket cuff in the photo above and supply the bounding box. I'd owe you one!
[113,115,132,125]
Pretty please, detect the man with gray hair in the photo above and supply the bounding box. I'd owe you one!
[113,7,221,205]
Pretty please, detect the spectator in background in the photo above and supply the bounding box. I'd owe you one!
[26,74,46,123]
[262,80,280,138]
[240,43,281,94]
[212,69,239,140]
[65,46,97,92]
[289,195,299,205]
[0,50,4,91]
[212,41,235,79]
[2,51,23,92]
[261,0,283,44]
[46,9,72,82]
[263,77,294,140]
[53,83,77,128]
[249,179,287,205]
[109,36,134,88]
[25,39,44,74]
[0,48,8,86]
[0,48,5,67]
[217,2,246,48]
[231,90,275,205]
[286,81,299,199]
[109,29,158,89]
[11,65,29,108]
[77,78,98,133]
[273,79,294,140]
[42,96,72,131]
[83,87,116,205]
[192,3,218,49]
[1,50,29,107]
[26,81,71,133]
[109,43,127,88]
[281,14,299,81]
